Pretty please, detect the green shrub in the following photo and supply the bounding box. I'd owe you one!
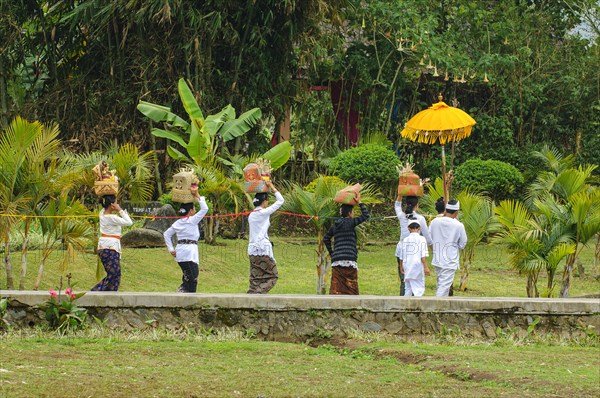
[329,144,400,191]
[304,175,345,192]
[454,159,524,201]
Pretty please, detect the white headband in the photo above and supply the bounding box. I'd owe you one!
[446,201,460,211]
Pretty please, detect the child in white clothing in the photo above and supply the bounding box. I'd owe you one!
[400,221,430,296]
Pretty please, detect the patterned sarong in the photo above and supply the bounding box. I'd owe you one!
[92,249,121,291]
[247,255,278,294]
[329,266,359,295]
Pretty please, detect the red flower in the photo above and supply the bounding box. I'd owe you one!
[49,289,58,300]
[70,294,76,300]
[65,287,73,296]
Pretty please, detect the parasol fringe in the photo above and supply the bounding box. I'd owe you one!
[400,125,473,145]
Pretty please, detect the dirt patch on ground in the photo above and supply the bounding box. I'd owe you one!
[431,364,498,382]
[306,339,500,384]
[374,349,428,365]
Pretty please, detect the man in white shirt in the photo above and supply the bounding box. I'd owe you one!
[429,199,467,297]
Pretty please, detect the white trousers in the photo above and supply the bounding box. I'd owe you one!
[404,278,425,297]
[434,266,456,297]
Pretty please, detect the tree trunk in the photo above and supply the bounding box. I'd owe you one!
[458,250,473,291]
[315,231,329,294]
[560,253,576,298]
[526,271,539,298]
[546,268,556,297]
[33,255,47,291]
[4,240,14,290]
[19,224,30,290]
[0,57,8,127]
[594,233,599,277]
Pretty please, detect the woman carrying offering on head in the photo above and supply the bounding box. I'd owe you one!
[164,185,209,293]
[247,180,284,294]
[92,195,133,291]
[323,196,370,295]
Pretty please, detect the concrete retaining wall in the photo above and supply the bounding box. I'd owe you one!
[2,291,599,340]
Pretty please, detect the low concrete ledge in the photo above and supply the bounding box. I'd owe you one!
[2,291,599,340]
[3,291,599,314]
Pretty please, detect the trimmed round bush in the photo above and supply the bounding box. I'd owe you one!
[454,159,524,201]
[329,144,400,188]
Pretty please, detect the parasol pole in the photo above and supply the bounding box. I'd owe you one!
[441,144,448,203]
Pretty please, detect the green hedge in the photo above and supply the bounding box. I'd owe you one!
[454,159,524,201]
[329,144,400,189]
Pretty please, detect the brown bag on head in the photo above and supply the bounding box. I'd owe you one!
[172,171,198,204]
[334,183,361,205]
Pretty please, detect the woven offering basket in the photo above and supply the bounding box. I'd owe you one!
[93,180,119,196]
[172,171,198,204]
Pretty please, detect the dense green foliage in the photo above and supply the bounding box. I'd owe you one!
[330,144,400,192]
[454,159,524,202]
[1,0,597,194]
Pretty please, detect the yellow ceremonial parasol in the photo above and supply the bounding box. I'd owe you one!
[400,95,476,202]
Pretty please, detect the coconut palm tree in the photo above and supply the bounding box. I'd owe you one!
[280,176,381,294]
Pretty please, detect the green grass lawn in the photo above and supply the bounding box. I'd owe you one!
[0,331,598,398]
[2,237,599,297]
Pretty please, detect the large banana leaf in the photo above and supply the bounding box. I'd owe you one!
[150,128,187,148]
[204,105,235,137]
[220,107,262,141]
[137,101,190,130]
[177,78,204,121]
[261,141,292,170]
[187,121,210,163]
[167,146,190,162]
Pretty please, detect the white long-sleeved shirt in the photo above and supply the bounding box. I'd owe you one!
[247,192,284,259]
[97,209,133,253]
[429,215,468,270]
[401,232,429,280]
[394,201,432,245]
[163,197,209,264]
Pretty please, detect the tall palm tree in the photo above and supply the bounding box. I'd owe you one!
[280,176,381,294]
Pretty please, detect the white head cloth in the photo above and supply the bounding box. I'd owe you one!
[446,201,460,211]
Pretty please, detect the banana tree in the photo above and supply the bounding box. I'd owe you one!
[137,78,262,164]
[281,176,381,294]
